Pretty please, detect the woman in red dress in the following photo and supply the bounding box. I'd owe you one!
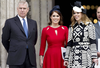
[39,5,68,68]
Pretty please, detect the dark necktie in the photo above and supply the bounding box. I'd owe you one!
[23,19,28,38]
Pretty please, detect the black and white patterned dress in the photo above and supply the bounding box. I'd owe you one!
[65,22,97,68]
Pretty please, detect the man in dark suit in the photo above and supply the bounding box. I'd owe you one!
[2,1,37,68]
[94,6,100,57]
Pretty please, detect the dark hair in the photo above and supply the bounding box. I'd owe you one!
[48,11,63,25]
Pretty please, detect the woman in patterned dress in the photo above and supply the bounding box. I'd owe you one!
[64,1,98,68]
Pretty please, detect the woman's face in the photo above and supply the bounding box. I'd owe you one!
[50,12,60,24]
[73,11,82,22]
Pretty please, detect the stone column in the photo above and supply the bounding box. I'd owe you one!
[0,0,26,68]
[0,0,7,68]
[31,0,41,68]
[30,0,52,68]
[40,0,53,29]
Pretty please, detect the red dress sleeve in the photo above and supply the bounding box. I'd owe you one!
[39,28,47,56]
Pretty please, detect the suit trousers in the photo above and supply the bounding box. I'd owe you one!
[9,49,36,68]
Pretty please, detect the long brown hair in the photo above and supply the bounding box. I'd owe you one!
[71,10,91,27]
[48,11,63,25]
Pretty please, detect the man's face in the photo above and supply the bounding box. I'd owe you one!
[97,7,100,21]
[17,3,29,18]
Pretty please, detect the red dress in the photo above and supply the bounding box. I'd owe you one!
[39,26,68,68]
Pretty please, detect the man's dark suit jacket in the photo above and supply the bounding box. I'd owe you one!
[94,22,100,51]
[2,16,38,66]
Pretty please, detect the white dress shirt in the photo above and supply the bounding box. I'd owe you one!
[98,21,100,26]
[18,15,28,29]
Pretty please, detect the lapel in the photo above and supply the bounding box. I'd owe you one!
[95,22,100,37]
[14,16,26,36]
[14,16,32,38]
[27,18,31,37]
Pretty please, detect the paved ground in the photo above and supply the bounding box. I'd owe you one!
[0,65,9,68]
[0,67,9,68]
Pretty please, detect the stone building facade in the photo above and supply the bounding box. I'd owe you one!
[0,0,54,68]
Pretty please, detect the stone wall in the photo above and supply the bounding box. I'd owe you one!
[0,0,53,68]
